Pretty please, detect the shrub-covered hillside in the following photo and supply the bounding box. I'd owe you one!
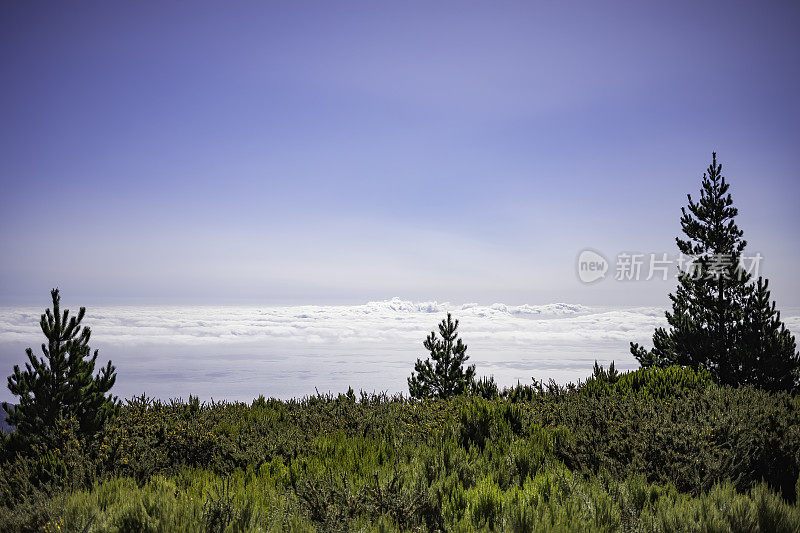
[1,365,799,532]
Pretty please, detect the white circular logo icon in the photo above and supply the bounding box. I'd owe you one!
[577,249,608,283]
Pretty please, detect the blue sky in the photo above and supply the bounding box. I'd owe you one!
[1,1,799,307]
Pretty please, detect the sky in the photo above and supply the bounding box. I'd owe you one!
[1,1,799,309]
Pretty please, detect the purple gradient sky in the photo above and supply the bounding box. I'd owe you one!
[1,1,799,307]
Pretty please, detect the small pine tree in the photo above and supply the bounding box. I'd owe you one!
[2,289,119,448]
[408,313,475,399]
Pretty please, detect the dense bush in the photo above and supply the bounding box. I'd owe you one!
[1,366,799,531]
[579,363,713,398]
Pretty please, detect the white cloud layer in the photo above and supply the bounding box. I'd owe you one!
[1,298,797,402]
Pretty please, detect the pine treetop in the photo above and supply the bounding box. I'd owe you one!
[678,152,746,259]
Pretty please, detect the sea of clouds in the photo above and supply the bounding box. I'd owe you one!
[1,298,798,403]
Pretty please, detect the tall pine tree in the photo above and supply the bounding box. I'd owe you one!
[408,313,475,399]
[2,289,119,447]
[632,153,799,392]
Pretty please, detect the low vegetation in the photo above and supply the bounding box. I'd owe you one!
[2,365,799,532]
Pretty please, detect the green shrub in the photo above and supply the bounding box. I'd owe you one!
[581,364,713,398]
[2,381,799,531]
[468,477,503,530]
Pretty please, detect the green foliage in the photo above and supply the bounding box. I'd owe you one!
[2,290,119,453]
[1,369,799,530]
[738,277,800,392]
[546,384,800,501]
[581,364,713,398]
[632,153,800,392]
[468,477,503,530]
[456,399,525,451]
[408,313,476,399]
[202,476,261,533]
[470,376,500,400]
[31,468,800,533]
